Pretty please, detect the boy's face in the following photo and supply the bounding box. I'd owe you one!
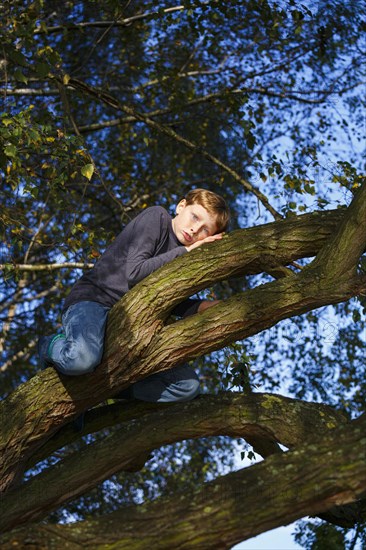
[172,200,218,246]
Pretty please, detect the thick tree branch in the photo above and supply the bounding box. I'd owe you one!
[2,413,365,549]
[24,400,162,470]
[137,269,365,376]
[0,262,94,272]
[0,393,348,533]
[29,404,363,530]
[309,183,366,279]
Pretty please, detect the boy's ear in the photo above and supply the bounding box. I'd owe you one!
[176,199,186,214]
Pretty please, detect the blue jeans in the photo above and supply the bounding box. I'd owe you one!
[50,301,200,403]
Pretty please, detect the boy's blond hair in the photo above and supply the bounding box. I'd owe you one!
[183,188,230,233]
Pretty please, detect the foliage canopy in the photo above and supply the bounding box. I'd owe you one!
[0,1,365,548]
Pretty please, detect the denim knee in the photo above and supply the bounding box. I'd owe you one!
[56,344,103,376]
[64,357,98,376]
[56,301,109,376]
[181,377,200,401]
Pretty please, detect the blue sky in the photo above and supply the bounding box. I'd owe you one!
[233,525,301,549]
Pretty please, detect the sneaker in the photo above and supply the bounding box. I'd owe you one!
[37,335,54,369]
[37,334,66,369]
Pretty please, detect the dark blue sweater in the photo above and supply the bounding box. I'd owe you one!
[63,206,201,316]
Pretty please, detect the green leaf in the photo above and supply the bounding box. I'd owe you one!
[304,183,315,195]
[81,163,94,181]
[260,172,267,182]
[14,68,28,84]
[352,309,361,323]
[4,144,17,158]
[246,132,256,150]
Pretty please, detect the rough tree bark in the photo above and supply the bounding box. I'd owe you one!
[0,393,349,532]
[1,410,365,549]
[0,184,365,546]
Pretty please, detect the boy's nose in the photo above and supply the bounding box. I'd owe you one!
[191,222,200,234]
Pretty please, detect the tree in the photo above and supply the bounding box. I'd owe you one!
[0,1,365,547]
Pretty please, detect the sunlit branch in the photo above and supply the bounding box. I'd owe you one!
[0,339,37,373]
[0,393,348,533]
[120,105,283,220]
[2,411,365,546]
[0,68,224,93]
[0,283,59,315]
[0,276,27,354]
[0,262,94,271]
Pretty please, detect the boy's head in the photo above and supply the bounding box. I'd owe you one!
[172,188,230,247]
[184,189,230,233]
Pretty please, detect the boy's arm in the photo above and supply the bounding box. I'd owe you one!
[197,300,220,312]
[126,208,223,296]
[126,209,187,288]
[127,245,186,287]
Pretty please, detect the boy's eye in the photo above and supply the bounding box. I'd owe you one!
[192,213,199,221]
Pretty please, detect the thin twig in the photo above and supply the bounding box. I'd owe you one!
[60,77,282,219]
[33,5,187,35]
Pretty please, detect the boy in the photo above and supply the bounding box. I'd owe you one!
[38,188,230,403]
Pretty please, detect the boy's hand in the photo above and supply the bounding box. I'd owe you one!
[185,233,223,252]
[198,300,221,313]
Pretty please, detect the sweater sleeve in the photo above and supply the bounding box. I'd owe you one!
[126,208,187,288]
